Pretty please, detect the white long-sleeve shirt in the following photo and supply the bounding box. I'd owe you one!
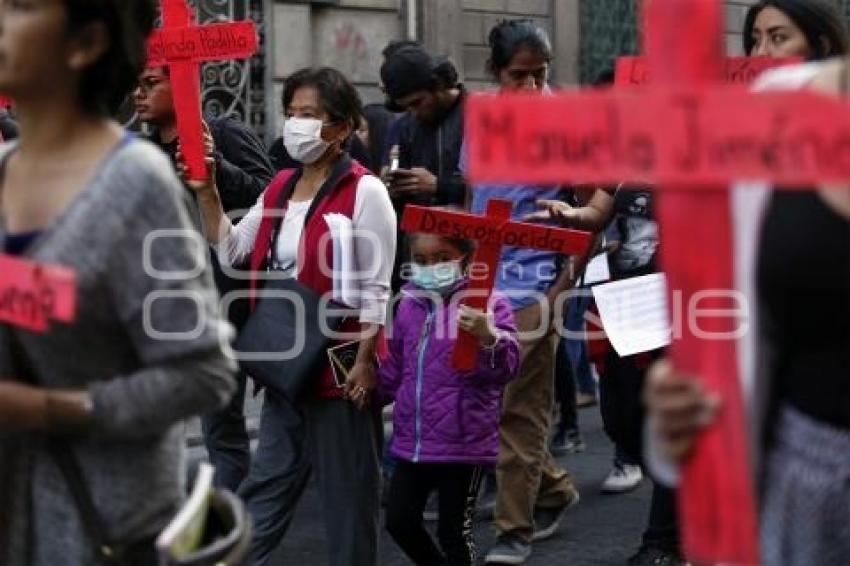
[216,174,397,325]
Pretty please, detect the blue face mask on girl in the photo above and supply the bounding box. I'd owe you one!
[409,261,464,293]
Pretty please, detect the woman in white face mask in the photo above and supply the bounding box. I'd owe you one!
[187,67,397,566]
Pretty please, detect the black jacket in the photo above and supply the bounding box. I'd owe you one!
[148,116,274,328]
[149,115,274,214]
[208,117,275,213]
[396,87,467,208]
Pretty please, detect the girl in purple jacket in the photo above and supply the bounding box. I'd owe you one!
[380,232,521,565]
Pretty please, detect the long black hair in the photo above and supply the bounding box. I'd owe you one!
[486,19,553,76]
[65,0,156,115]
[743,0,849,60]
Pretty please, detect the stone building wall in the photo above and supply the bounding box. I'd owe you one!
[265,0,786,139]
[267,0,568,134]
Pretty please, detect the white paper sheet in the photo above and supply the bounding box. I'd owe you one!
[591,273,671,356]
[582,253,611,286]
[324,213,358,308]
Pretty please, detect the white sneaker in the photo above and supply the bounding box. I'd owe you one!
[601,463,643,494]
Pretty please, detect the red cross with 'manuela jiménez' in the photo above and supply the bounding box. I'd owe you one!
[147,0,258,180]
[466,0,850,563]
[401,200,592,370]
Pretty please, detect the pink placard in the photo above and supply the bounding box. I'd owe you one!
[0,254,77,333]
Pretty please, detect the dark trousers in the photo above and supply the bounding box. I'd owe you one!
[598,348,679,551]
[386,460,484,566]
[117,538,159,566]
[202,370,251,492]
[554,337,579,433]
[642,484,680,552]
[238,393,381,566]
[598,348,656,463]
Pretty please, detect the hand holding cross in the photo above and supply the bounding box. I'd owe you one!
[147,0,258,181]
[401,200,592,370]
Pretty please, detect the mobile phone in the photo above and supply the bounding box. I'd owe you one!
[388,144,400,173]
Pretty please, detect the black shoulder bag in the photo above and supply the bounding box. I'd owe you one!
[234,155,357,401]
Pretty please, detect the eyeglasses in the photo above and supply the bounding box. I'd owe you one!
[136,77,168,94]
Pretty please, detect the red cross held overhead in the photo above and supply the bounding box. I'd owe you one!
[147,0,259,181]
[466,0,848,564]
[401,200,592,370]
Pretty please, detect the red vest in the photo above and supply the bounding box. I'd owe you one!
[248,160,367,399]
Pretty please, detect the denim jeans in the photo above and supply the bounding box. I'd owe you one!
[565,294,596,396]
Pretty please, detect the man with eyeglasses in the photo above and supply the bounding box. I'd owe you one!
[134,66,273,219]
[133,65,275,493]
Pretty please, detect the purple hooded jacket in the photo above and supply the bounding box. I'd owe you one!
[378,281,520,465]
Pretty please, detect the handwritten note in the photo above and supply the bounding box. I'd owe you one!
[591,273,670,356]
[582,253,611,286]
[0,254,77,332]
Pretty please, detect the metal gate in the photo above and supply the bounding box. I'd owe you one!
[579,0,639,85]
[123,0,270,141]
[195,0,269,139]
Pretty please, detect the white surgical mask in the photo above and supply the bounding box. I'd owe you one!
[283,117,331,164]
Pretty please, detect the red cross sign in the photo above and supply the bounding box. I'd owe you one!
[401,200,592,370]
[147,0,258,180]
[465,87,850,187]
[465,0,846,563]
[615,56,800,87]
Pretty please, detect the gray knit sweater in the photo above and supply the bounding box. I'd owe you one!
[0,137,236,565]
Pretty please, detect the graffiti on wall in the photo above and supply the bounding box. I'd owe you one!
[331,22,371,81]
